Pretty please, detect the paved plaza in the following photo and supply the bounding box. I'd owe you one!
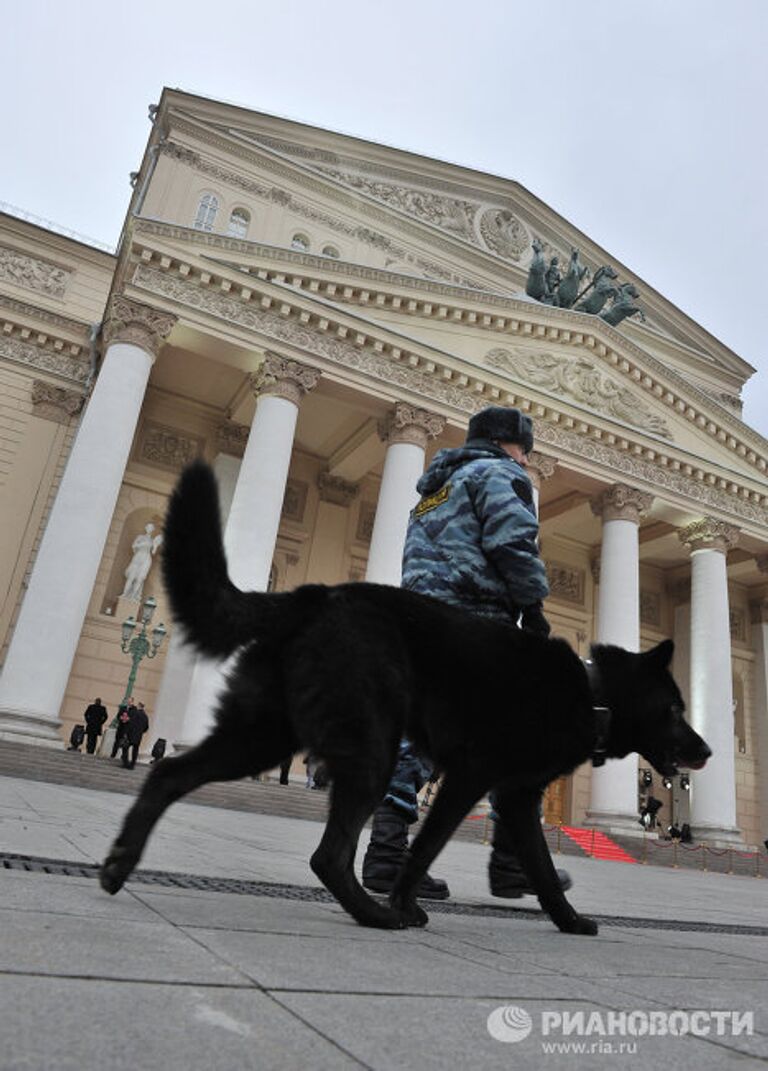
[0,771,766,1069]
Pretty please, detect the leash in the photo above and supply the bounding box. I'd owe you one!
[583,659,612,768]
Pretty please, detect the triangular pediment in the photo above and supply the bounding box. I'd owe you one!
[149,90,757,427]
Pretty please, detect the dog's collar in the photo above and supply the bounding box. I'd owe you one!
[584,659,612,768]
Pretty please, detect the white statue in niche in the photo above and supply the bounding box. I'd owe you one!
[121,523,163,600]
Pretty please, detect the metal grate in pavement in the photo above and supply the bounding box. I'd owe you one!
[2,851,766,937]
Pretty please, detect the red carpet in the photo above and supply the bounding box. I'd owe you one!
[561,825,638,863]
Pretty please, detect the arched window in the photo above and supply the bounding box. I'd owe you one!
[322,245,340,259]
[291,233,309,251]
[193,193,218,232]
[227,208,250,239]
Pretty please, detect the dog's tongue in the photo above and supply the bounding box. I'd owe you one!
[687,758,708,770]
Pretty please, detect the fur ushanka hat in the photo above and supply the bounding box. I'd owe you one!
[466,406,534,454]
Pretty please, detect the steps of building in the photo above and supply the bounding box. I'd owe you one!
[1,742,764,876]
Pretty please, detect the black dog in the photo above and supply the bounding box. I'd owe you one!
[101,462,711,936]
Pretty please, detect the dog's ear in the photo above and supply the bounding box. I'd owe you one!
[644,639,674,668]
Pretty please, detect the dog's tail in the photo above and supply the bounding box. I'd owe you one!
[162,460,325,658]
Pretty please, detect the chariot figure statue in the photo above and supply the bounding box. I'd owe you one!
[121,524,163,600]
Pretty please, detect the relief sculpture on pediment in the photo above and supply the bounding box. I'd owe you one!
[478,209,530,261]
[0,246,70,298]
[485,347,672,439]
[319,170,478,242]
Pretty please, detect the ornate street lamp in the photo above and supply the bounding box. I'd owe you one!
[117,593,167,709]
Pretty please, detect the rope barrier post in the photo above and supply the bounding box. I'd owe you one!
[702,846,707,872]
[556,823,562,854]
[728,849,733,875]
[672,839,678,869]
[482,812,490,846]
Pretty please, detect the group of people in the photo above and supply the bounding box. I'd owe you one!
[78,696,150,769]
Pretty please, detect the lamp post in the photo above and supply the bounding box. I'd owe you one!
[101,595,166,757]
[118,594,167,707]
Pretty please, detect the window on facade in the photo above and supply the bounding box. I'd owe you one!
[322,245,340,258]
[291,233,309,251]
[227,208,250,239]
[193,193,219,232]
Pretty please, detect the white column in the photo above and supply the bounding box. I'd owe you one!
[365,403,445,585]
[750,584,768,842]
[0,297,175,746]
[680,518,741,845]
[175,355,320,748]
[146,450,242,755]
[586,484,652,834]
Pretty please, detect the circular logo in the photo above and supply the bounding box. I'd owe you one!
[487,1004,533,1043]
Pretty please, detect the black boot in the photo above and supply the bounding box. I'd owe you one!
[362,801,449,900]
[489,818,572,898]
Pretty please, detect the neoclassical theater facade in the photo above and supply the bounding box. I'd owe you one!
[1,89,767,847]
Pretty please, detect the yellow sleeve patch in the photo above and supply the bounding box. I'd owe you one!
[414,483,450,517]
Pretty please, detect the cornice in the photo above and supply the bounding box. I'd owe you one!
[127,228,768,472]
[0,293,93,338]
[127,260,768,531]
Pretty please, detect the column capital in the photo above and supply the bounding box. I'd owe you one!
[679,517,740,554]
[31,379,84,424]
[527,451,557,491]
[378,402,445,449]
[249,352,321,405]
[216,420,249,457]
[317,472,359,507]
[590,483,653,524]
[103,295,176,358]
[756,555,768,575]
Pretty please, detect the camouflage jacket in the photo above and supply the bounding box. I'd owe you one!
[401,442,549,619]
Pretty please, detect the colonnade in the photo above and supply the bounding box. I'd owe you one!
[0,297,751,843]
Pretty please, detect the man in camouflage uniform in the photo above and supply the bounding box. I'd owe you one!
[362,405,571,900]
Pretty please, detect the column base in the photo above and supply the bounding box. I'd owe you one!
[688,823,744,848]
[0,707,63,748]
[583,810,646,839]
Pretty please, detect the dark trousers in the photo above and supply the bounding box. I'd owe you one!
[110,732,124,759]
[121,742,140,769]
[85,731,100,755]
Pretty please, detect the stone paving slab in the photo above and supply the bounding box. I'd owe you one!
[2,977,365,1071]
[273,992,760,1069]
[0,905,245,986]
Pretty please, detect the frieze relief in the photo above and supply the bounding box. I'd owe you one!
[315,169,478,242]
[281,480,308,523]
[485,348,672,439]
[729,608,747,643]
[640,590,662,628]
[544,561,585,605]
[355,502,377,544]
[0,246,70,298]
[136,421,204,472]
[0,335,88,384]
[130,265,768,529]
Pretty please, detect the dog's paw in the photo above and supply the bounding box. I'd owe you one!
[389,893,429,928]
[558,914,598,936]
[99,845,136,895]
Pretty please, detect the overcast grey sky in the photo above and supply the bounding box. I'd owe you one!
[5,0,767,436]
